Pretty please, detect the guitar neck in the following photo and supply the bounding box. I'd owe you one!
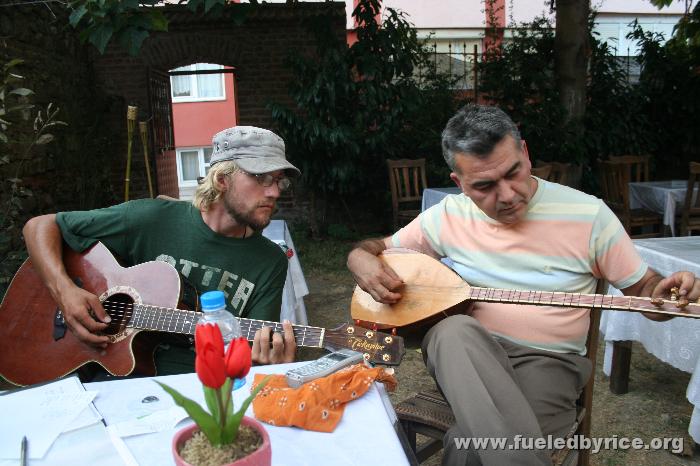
[469,287,700,319]
[128,305,326,347]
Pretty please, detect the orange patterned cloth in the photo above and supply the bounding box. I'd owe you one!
[251,363,397,432]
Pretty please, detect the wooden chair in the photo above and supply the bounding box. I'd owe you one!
[534,160,571,185]
[531,164,553,180]
[599,160,662,238]
[395,280,607,466]
[549,162,572,185]
[681,161,700,236]
[608,155,650,182]
[387,158,428,230]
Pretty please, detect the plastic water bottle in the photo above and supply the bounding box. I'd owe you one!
[197,291,245,390]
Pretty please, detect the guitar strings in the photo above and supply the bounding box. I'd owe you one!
[98,301,327,339]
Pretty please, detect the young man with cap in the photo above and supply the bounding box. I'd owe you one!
[23,126,300,375]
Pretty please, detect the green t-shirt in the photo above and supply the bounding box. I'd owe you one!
[56,198,287,375]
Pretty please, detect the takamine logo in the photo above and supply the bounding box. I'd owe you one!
[349,337,385,352]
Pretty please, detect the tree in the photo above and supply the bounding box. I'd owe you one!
[553,0,589,128]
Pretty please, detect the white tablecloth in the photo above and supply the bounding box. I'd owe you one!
[85,363,408,466]
[262,220,309,325]
[629,180,697,236]
[421,187,461,212]
[600,236,700,441]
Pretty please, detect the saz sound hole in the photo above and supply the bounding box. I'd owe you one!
[102,293,134,335]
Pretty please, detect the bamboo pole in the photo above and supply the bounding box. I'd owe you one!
[124,105,138,201]
[139,121,154,198]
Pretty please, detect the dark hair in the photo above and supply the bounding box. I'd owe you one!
[441,105,522,171]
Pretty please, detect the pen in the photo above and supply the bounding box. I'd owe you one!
[20,436,27,466]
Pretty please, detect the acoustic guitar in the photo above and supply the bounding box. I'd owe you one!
[0,242,405,386]
[351,249,700,330]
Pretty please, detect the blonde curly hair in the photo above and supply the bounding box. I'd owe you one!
[192,160,240,211]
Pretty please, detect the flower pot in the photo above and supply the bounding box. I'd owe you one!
[172,416,271,466]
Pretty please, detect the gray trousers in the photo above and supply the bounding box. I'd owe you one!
[422,315,592,466]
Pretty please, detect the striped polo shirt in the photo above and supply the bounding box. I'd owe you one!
[391,177,647,355]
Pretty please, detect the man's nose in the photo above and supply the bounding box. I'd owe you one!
[496,180,516,202]
[264,182,281,198]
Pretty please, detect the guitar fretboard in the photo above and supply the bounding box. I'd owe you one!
[469,287,700,318]
[105,303,327,347]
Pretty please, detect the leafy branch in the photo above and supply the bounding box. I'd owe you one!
[66,0,253,55]
[0,59,34,144]
[1,103,67,231]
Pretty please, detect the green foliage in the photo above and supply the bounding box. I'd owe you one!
[584,32,654,160]
[629,4,700,177]
[67,0,252,55]
[68,0,170,55]
[270,0,423,197]
[269,0,458,212]
[0,59,34,144]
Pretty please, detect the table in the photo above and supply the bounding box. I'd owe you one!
[599,236,700,442]
[629,180,697,236]
[421,187,461,212]
[262,220,309,325]
[84,363,409,466]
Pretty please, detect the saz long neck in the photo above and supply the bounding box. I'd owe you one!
[469,287,700,319]
[127,305,326,347]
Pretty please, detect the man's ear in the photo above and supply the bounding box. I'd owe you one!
[522,140,532,171]
[215,173,230,192]
[450,172,463,191]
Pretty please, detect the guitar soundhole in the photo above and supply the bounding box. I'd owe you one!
[102,293,134,335]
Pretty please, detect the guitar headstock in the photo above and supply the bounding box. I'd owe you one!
[324,322,405,366]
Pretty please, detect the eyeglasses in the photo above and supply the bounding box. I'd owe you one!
[242,171,291,191]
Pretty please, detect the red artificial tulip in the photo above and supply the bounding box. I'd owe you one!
[195,323,226,389]
[195,323,225,357]
[224,337,252,379]
[157,322,269,447]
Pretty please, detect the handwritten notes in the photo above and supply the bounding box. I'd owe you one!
[0,377,99,459]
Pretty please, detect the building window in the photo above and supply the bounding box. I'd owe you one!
[593,18,677,57]
[176,147,213,185]
[170,63,225,102]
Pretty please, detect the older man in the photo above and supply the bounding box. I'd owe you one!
[23,126,299,374]
[347,105,700,465]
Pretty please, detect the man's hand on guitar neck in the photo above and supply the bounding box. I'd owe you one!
[252,321,296,365]
[347,237,404,304]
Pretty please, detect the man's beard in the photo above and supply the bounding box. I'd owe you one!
[223,194,273,232]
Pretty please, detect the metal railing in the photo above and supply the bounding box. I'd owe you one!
[417,40,642,92]
[418,43,480,91]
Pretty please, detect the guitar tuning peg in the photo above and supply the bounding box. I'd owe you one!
[391,328,397,335]
[670,287,680,301]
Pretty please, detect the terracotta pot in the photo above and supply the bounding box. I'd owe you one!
[172,417,271,466]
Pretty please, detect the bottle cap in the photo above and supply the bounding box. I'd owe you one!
[200,291,226,312]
